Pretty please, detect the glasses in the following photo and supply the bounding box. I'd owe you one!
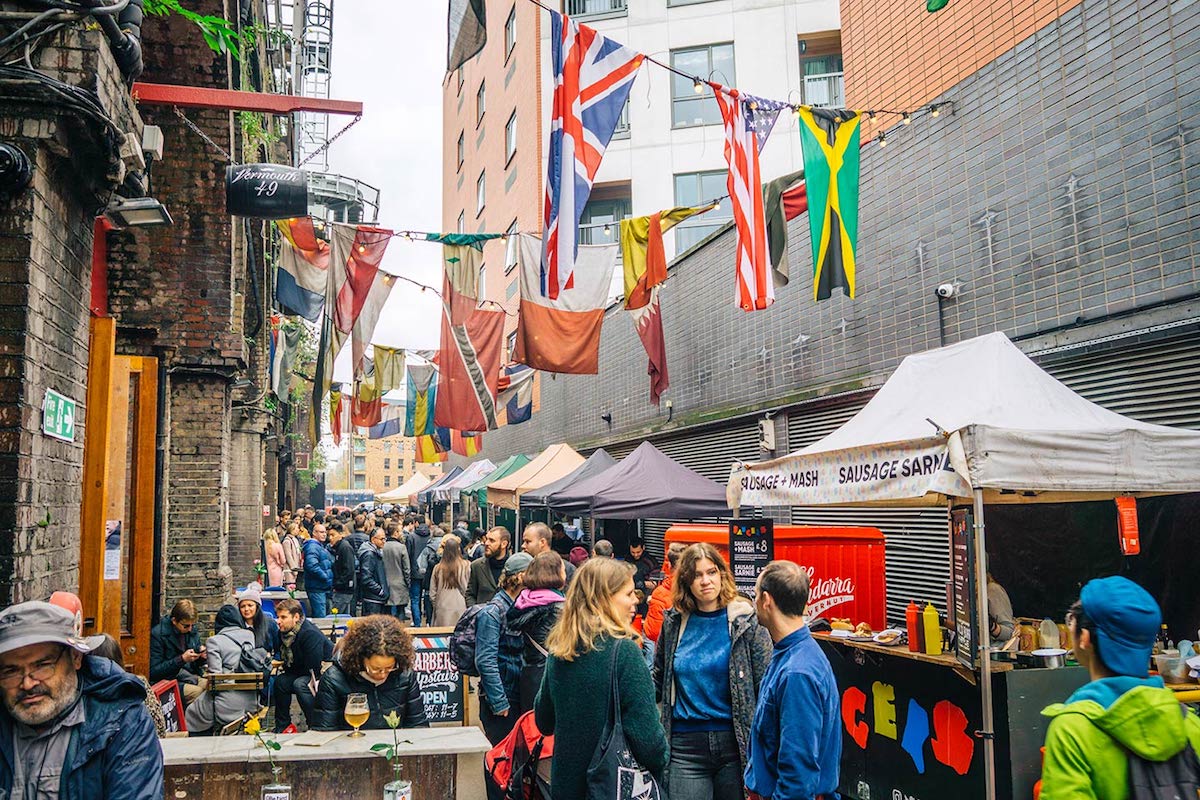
[0,647,67,688]
[363,663,398,678]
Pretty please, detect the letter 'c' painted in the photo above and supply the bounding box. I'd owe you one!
[842,686,868,749]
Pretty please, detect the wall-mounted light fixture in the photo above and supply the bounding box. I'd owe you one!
[600,412,612,426]
[103,196,173,228]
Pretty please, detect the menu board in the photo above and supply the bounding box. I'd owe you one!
[949,508,976,669]
[408,628,467,725]
[151,679,185,733]
[729,519,774,596]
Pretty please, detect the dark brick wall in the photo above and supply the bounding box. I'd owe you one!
[475,0,1200,461]
[0,29,142,603]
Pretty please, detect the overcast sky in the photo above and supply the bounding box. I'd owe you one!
[327,1,445,381]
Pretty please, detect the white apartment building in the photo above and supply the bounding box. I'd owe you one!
[543,0,842,261]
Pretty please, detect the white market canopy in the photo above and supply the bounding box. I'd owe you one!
[375,472,435,503]
[429,459,497,503]
[729,332,1200,509]
[487,443,585,510]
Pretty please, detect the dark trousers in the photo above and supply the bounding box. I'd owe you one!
[307,589,329,618]
[478,691,518,746]
[360,600,385,616]
[409,583,423,626]
[273,673,317,733]
[331,591,354,617]
[387,604,409,620]
[667,729,743,800]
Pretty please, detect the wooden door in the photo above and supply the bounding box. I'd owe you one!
[80,317,158,675]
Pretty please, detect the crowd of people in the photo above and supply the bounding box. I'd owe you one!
[0,501,1195,800]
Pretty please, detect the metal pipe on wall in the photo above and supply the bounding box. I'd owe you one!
[973,488,996,800]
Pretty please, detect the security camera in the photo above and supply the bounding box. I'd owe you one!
[936,282,960,299]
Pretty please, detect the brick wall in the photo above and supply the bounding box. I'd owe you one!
[475,0,1200,460]
[0,29,142,603]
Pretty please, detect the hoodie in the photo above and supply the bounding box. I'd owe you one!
[407,524,433,581]
[1040,679,1200,800]
[0,656,163,800]
[508,589,564,670]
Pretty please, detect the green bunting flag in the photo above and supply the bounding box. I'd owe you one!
[797,107,860,301]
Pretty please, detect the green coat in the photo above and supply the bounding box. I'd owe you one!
[1040,679,1200,799]
[535,635,668,799]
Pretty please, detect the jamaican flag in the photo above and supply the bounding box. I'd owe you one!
[797,107,860,301]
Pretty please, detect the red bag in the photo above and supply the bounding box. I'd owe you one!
[485,710,554,800]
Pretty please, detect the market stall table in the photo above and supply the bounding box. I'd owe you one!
[160,727,490,800]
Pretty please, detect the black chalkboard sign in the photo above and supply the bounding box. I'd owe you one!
[225,163,308,218]
[409,628,467,725]
[729,518,774,597]
[950,508,976,669]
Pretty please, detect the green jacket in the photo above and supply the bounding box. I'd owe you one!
[1040,677,1200,799]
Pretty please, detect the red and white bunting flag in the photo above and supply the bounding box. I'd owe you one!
[713,85,774,312]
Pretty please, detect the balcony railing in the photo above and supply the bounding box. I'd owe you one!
[804,71,845,108]
[565,0,627,19]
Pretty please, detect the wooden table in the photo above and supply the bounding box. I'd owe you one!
[814,632,1014,684]
[161,727,490,800]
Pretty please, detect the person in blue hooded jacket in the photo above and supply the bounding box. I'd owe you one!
[302,522,335,618]
[0,601,163,800]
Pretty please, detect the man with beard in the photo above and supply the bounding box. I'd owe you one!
[0,601,162,799]
[466,526,510,606]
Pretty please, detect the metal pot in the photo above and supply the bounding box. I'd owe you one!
[1029,648,1068,669]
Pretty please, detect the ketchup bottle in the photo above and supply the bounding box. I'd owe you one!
[906,600,921,653]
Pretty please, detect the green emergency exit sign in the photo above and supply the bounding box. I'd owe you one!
[42,389,77,442]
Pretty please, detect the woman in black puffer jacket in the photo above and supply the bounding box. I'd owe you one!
[312,615,428,730]
[505,551,566,715]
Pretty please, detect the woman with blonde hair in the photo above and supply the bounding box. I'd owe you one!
[429,536,470,626]
[535,556,668,799]
[652,542,772,800]
[280,520,303,587]
[262,528,286,587]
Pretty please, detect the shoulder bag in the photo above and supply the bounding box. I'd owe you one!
[586,640,663,800]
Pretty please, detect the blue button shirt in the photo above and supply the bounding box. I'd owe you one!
[744,626,841,800]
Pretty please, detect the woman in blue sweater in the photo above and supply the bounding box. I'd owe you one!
[653,542,773,800]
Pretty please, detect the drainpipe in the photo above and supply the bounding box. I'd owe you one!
[90,0,144,84]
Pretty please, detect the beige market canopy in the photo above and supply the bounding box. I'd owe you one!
[375,471,435,503]
[486,442,585,510]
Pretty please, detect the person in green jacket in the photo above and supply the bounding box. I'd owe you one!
[535,556,669,799]
[1040,575,1200,799]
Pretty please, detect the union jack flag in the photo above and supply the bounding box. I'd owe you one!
[542,11,644,300]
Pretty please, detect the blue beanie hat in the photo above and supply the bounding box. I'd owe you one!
[1079,576,1160,678]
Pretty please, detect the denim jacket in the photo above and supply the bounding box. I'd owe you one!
[475,591,522,714]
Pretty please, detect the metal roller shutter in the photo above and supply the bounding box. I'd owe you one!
[785,395,871,450]
[1035,331,1200,430]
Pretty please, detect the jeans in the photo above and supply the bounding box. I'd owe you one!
[330,592,354,617]
[668,729,743,800]
[273,674,317,733]
[387,604,409,620]
[409,583,423,626]
[307,590,329,618]
[360,600,385,616]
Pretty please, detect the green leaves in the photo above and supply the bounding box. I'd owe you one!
[143,0,246,59]
[266,740,282,751]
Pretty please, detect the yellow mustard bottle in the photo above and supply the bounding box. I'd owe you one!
[922,602,942,655]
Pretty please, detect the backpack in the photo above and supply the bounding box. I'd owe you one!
[486,710,554,800]
[1096,703,1200,800]
[449,602,490,677]
[237,641,274,675]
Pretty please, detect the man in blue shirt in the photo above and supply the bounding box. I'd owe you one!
[746,561,841,800]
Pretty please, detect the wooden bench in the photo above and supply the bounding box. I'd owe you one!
[207,672,266,736]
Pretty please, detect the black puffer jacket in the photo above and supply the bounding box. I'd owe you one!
[312,660,429,731]
[505,591,564,670]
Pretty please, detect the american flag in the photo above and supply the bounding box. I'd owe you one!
[713,85,779,311]
[542,11,644,300]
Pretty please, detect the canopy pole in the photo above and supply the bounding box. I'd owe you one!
[973,488,996,800]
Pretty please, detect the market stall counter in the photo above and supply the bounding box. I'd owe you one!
[816,634,1087,800]
[160,726,490,800]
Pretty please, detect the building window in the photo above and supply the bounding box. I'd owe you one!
[505,111,517,165]
[457,68,464,94]
[612,98,631,139]
[578,197,629,245]
[504,219,519,275]
[352,438,366,453]
[674,170,731,250]
[383,458,390,470]
[476,81,486,126]
[800,54,844,108]
[384,475,391,487]
[506,330,518,361]
[458,211,465,234]
[476,172,486,215]
[504,6,517,58]
[565,0,626,18]
[457,131,464,171]
[354,474,366,489]
[668,0,720,4]
[354,455,366,471]
[671,43,734,127]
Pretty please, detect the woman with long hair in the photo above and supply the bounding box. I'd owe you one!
[280,520,304,586]
[430,536,470,626]
[262,528,286,587]
[506,551,566,714]
[312,615,428,730]
[236,587,280,654]
[652,543,773,800]
[535,557,668,799]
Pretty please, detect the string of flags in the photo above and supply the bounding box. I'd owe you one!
[269,4,957,459]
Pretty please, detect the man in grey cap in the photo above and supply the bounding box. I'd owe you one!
[0,601,163,799]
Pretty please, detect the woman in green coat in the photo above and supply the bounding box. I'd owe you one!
[535,557,669,799]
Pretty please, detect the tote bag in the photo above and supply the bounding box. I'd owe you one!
[585,642,664,800]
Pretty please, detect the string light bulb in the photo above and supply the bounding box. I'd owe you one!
[930,104,940,117]
[749,101,758,111]
[792,105,802,119]
[878,131,887,147]
[357,244,366,254]
[902,112,911,125]
[714,200,721,211]
[693,78,704,94]
[866,110,876,121]
[603,223,611,236]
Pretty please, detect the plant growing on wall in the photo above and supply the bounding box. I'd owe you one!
[142,0,244,57]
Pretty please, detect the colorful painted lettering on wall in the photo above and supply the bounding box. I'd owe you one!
[841,684,974,775]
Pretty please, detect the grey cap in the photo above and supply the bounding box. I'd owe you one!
[0,601,104,657]
[503,552,534,575]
